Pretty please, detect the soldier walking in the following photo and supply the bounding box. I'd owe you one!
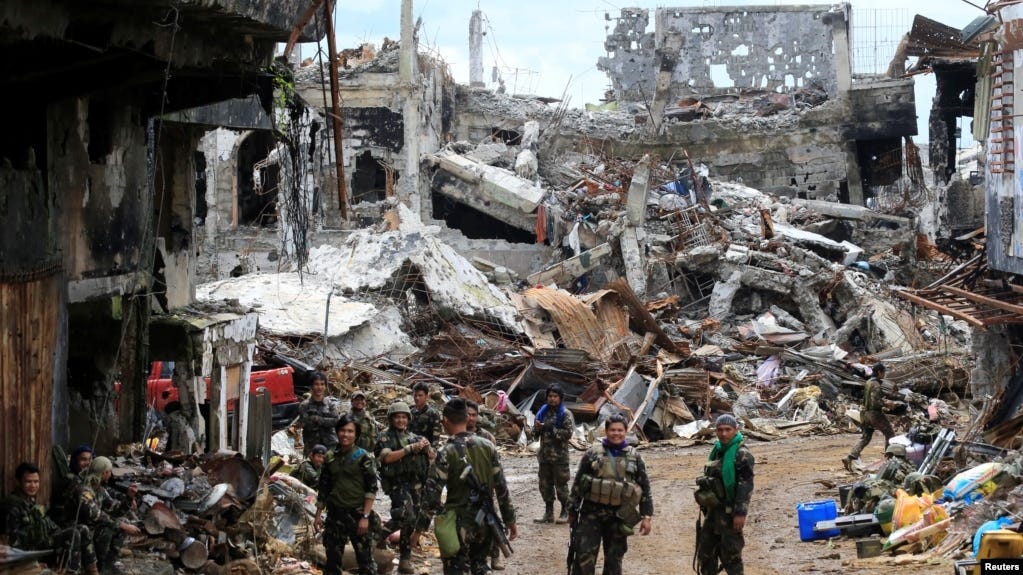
[298,371,340,455]
[695,414,754,575]
[568,414,653,575]
[533,384,575,524]
[376,401,432,574]
[414,398,518,575]
[315,414,380,575]
[843,363,896,471]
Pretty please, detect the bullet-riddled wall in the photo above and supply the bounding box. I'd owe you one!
[599,5,847,102]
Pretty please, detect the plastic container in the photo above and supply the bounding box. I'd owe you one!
[977,529,1023,560]
[797,499,840,542]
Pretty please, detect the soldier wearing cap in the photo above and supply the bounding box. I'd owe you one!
[533,384,575,524]
[843,363,897,472]
[291,444,328,488]
[376,401,432,574]
[349,390,380,451]
[695,414,754,575]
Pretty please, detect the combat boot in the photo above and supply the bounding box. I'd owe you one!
[85,563,100,575]
[491,552,505,571]
[555,505,569,524]
[397,557,415,574]
[842,455,856,473]
[534,502,554,523]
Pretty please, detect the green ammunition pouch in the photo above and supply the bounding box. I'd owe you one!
[434,509,460,558]
[585,477,632,506]
[694,475,722,509]
[694,458,726,510]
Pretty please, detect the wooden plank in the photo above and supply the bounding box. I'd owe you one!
[943,285,1023,318]
[893,289,985,329]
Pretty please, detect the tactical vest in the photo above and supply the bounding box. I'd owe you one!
[379,429,428,490]
[580,444,640,507]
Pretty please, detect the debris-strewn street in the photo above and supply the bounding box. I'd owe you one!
[5,1,1023,575]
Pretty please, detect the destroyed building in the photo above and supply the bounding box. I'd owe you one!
[0,0,321,495]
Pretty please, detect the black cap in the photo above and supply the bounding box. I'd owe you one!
[872,362,886,374]
[311,444,327,455]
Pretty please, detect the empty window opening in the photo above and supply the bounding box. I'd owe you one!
[237,132,278,227]
[431,194,535,243]
[710,64,732,88]
[731,44,749,56]
[351,150,397,204]
[194,151,208,224]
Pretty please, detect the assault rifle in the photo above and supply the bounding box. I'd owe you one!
[459,458,514,558]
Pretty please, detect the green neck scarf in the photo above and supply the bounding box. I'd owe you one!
[709,432,744,502]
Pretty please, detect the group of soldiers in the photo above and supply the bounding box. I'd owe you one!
[3,373,756,575]
[1,445,144,575]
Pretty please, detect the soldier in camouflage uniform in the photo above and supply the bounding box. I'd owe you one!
[349,390,380,452]
[843,363,896,471]
[290,444,327,488]
[376,401,432,574]
[466,401,502,571]
[64,457,141,570]
[414,398,517,575]
[533,384,575,523]
[696,414,754,575]
[568,414,653,575]
[2,463,98,575]
[315,414,380,575]
[409,382,443,448]
[298,371,341,455]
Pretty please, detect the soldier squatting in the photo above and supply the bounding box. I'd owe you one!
[3,378,757,575]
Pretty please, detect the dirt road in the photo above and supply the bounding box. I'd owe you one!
[411,433,950,574]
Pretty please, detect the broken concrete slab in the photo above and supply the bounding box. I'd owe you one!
[426,149,546,213]
[306,205,522,333]
[527,243,612,287]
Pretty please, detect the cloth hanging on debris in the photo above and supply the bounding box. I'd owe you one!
[756,355,783,388]
[535,204,548,244]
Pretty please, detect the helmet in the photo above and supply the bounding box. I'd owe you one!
[885,444,906,458]
[387,401,412,417]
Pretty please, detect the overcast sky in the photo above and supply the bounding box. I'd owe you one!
[301,1,987,143]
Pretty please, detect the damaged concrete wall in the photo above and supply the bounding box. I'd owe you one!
[986,8,1023,275]
[599,5,847,102]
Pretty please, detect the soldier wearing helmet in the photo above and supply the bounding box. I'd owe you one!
[877,443,917,484]
[843,362,897,472]
[375,400,432,574]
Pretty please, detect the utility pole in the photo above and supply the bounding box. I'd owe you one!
[470,10,484,87]
[324,0,348,220]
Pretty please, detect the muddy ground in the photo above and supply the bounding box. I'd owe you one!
[407,433,951,575]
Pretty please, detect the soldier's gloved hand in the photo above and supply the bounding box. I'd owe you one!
[542,418,555,434]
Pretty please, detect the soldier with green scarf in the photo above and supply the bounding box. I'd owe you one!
[696,414,754,575]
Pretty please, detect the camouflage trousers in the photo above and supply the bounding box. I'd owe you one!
[323,507,380,575]
[696,508,744,575]
[441,517,493,575]
[92,523,123,569]
[537,460,570,504]
[569,504,628,575]
[849,410,895,459]
[383,483,422,560]
[56,525,97,572]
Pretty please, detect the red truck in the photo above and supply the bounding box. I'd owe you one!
[147,360,302,429]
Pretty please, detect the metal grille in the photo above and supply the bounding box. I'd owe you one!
[674,207,714,252]
[851,9,912,76]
